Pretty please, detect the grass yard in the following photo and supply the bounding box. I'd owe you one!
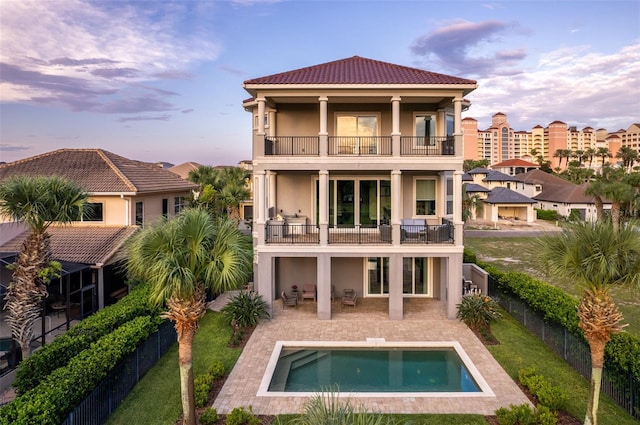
[464,234,640,337]
[106,312,242,425]
[488,311,637,425]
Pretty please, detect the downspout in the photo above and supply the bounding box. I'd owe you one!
[121,194,130,225]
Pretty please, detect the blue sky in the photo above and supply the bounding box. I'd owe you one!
[1,0,639,166]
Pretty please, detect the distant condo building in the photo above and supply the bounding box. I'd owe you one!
[463,112,640,169]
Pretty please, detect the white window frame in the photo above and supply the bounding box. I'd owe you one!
[413,177,437,217]
[402,257,432,297]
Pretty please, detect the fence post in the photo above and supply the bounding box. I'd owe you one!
[564,328,567,360]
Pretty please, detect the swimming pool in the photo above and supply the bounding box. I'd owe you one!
[258,340,494,398]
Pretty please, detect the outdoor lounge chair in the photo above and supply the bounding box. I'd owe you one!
[281,291,298,309]
[301,284,316,301]
[341,290,357,308]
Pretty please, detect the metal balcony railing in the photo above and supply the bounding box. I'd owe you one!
[264,136,319,156]
[328,136,392,156]
[265,223,319,244]
[327,225,392,244]
[400,136,455,156]
[400,221,454,244]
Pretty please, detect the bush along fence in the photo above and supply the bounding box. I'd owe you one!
[59,320,176,425]
[469,252,640,420]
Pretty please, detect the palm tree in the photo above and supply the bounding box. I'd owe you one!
[0,176,88,360]
[585,147,597,169]
[534,221,640,425]
[615,146,639,172]
[462,184,484,221]
[596,147,612,171]
[553,149,564,168]
[125,207,252,425]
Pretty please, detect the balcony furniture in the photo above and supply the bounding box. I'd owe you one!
[341,290,357,308]
[281,291,298,309]
[285,215,307,235]
[400,219,426,241]
[301,284,316,302]
[267,219,285,237]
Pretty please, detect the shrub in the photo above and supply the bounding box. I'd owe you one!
[199,407,219,425]
[536,209,562,221]
[221,292,270,328]
[518,368,567,412]
[226,406,260,425]
[207,360,226,380]
[495,403,538,425]
[15,284,156,393]
[456,294,502,331]
[194,373,215,408]
[292,390,394,425]
[0,316,158,425]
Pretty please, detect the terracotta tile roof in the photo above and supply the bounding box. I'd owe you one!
[244,56,477,86]
[0,225,138,265]
[169,161,202,180]
[514,170,610,204]
[491,158,539,168]
[0,149,197,194]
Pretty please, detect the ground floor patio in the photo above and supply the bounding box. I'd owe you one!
[212,296,530,415]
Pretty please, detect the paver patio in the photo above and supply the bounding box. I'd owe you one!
[213,296,530,415]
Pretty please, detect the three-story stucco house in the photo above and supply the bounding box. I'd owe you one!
[242,56,477,320]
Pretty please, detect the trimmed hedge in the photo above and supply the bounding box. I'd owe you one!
[0,315,159,425]
[14,284,156,393]
[470,256,640,382]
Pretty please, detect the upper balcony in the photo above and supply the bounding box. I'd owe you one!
[264,135,455,157]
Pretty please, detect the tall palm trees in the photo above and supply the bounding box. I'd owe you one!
[0,176,88,360]
[125,207,252,425]
[534,221,640,425]
[188,166,250,220]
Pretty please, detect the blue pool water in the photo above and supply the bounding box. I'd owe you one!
[268,348,480,393]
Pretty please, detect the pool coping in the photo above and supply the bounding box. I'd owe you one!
[258,340,495,398]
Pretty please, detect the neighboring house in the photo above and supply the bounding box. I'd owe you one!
[482,187,537,222]
[0,148,198,320]
[242,56,477,320]
[514,169,610,221]
[490,158,540,176]
[168,161,202,180]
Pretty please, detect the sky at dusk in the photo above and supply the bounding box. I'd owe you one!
[1,0,639,166]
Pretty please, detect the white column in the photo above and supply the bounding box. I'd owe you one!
[257,97,266,136]
[453,98,463,156]
[391,97,401,157]
[319,170,329,245]
[317,254,331,320]
[255,171,266,224]
[453,171,464,246]
[267,171,277,215]
[319,97,328,156]
[391,170,401,244]
[388,253,403,320]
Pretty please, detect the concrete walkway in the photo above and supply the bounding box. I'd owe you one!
[213,297,530,416]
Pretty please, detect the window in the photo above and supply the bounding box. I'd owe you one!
[80,202,103,222]
[446,178,453,215]
[162,198,168,218]
[446,114,454,137]
[336,114,378,154]
[135,202,143,226]
[415,178,436,216]
[174,196,186,215]
[415,114,436,145]
[403,258,429,295]
[317,177,391,227]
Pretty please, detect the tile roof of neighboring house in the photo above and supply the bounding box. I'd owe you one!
[0,149,198,194]
[169,161,202,180]
[464,184,491,193]
[0,225,138,265]
[491,158,539,168]
[485,187,536,204]
[514,169,609,204]
[462,173,473,181]
[483,170,521,182]
[243,56,477,86]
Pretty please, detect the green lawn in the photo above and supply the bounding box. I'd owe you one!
[464,234,640,337]
[488,311,637,425]
[106,313,242,425]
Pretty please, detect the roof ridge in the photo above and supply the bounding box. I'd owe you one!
[95,149,137,192]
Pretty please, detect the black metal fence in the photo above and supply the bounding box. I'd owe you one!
[60,321,177,425]
[488,276,639,419]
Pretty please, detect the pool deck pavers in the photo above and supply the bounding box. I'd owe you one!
[213,296,530,416]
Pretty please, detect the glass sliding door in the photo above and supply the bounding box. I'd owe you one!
[359,180,377,227]
[336,180,354,226]
[367,257,389,296]
[337,114,378,154]
[415,114,436,146]
[402,257,429,295]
